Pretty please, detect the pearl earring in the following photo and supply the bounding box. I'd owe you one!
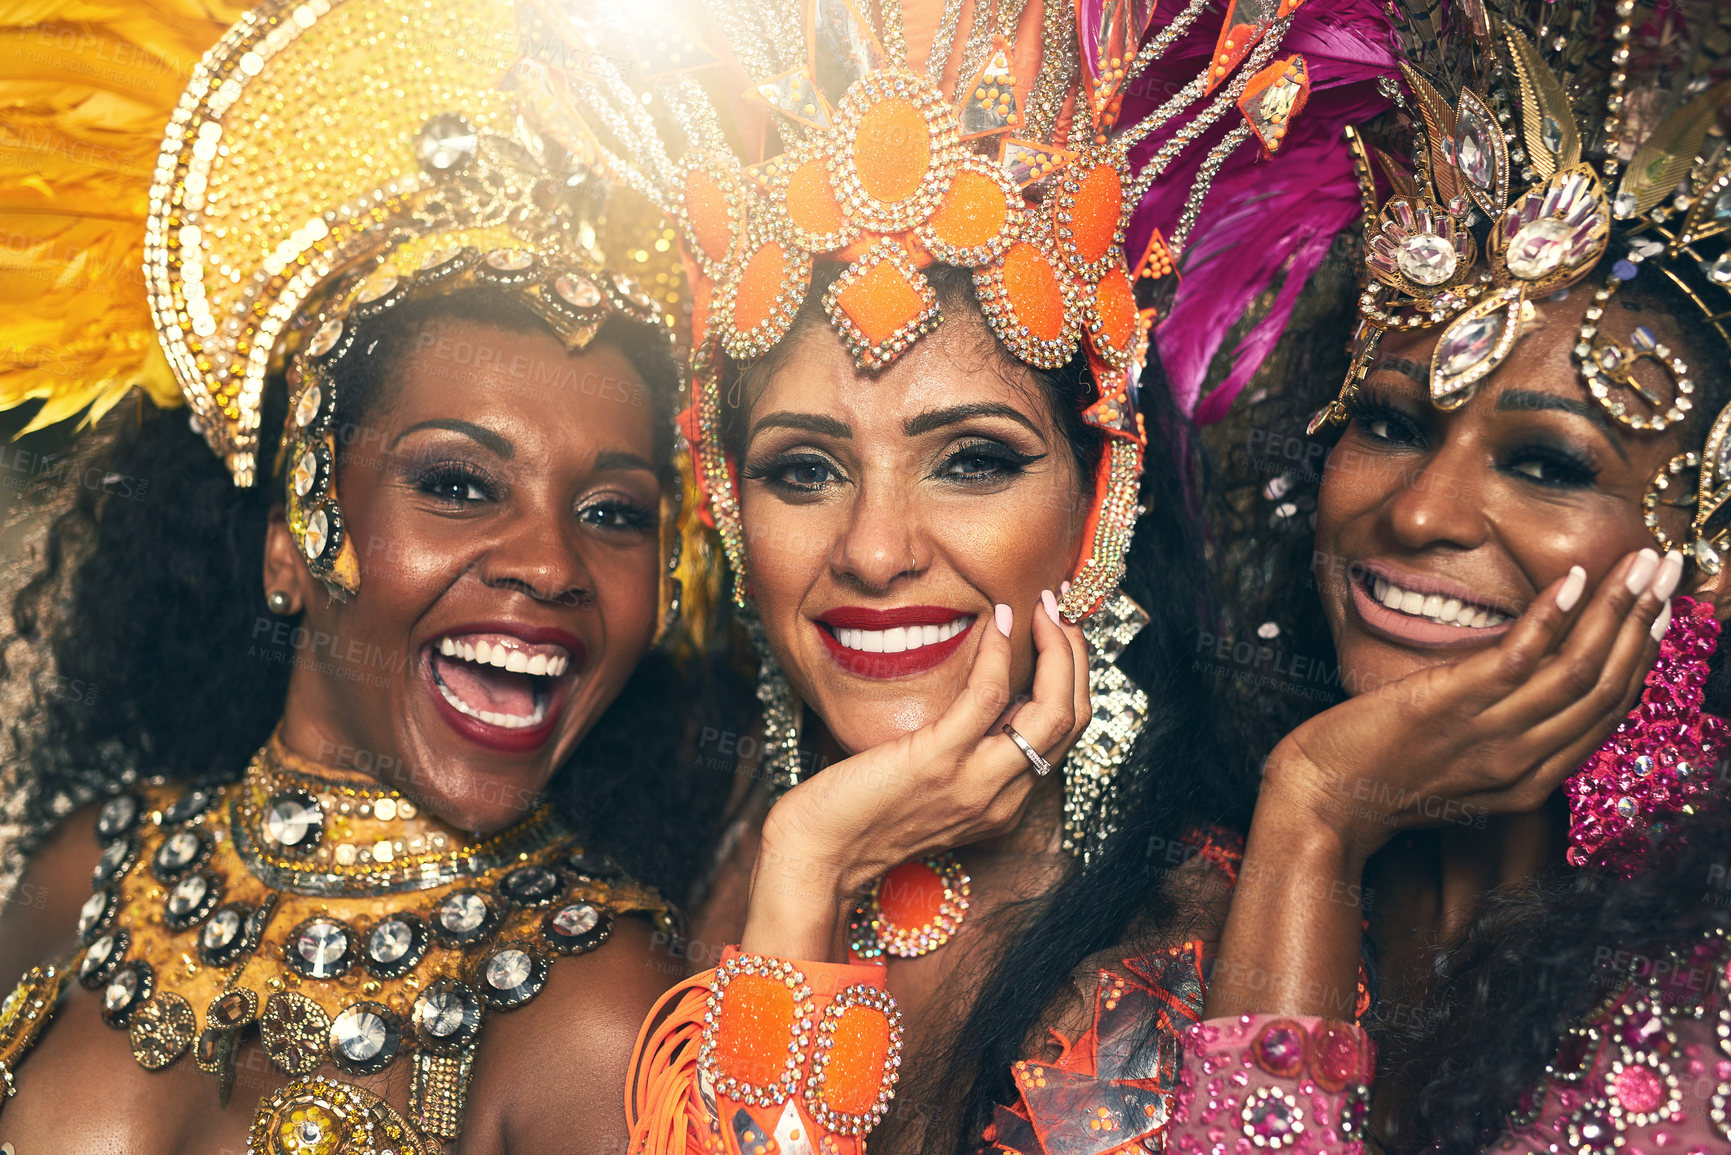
[267,591,293,615]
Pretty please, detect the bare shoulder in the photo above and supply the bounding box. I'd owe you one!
[468,912,682,1155]
[0,800,105,983]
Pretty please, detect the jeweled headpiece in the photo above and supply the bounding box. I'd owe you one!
[145,0,694,602]
[535,0,1318,621]
[1,0,695,607]
[1310,0,1731,566]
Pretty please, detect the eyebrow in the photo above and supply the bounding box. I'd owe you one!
[1371,357,1427,383]
[593,449,658,474]
[903,402,1044,439]
[391,418,514,458]
[748,412,853,445]
[1495,389,1630,463]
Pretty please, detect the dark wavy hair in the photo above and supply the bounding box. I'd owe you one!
[1199,253,1731,1152]
[3,287,735,903]
[717,262,1256,1150]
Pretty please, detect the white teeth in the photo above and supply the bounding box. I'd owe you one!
[831,616,973,653]
[433,637,572,678]
[1368,578,1509,629]
[432,673,548,729]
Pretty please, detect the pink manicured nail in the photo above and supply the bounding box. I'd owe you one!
[1060,580,1071,595]
[1041,589,1061,625]
[1652,603,1672,641]
[1555,566,1586,612]
[1625,549,1659,595]
[995,603,1012,636]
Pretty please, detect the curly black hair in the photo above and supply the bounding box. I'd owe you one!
[2,287,737,904]
[1197,253,1731,1152]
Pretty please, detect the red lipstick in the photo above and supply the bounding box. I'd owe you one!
[813,606,975,679]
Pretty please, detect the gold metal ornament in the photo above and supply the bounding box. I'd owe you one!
[1316,13,1730,453]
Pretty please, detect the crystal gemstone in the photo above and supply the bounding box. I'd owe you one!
[1397,234,1457,286]
[1507,218,1572,279]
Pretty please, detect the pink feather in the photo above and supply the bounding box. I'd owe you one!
[1119,0,1396,424]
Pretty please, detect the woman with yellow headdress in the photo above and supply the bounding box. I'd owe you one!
[0,0,726,1150]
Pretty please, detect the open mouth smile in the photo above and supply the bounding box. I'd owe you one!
[423,625,585,752]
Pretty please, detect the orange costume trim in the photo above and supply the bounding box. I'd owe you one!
[627,948,902,1154]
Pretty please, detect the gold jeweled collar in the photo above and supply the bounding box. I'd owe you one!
[0,734,671,1149]
[231,736,568,897]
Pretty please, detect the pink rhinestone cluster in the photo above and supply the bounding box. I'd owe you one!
[1171,1015,1373,1152]
[1566,596,1728,877]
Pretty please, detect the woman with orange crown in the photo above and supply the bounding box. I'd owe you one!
[0,0,731,1150]
[536,0,1393,1150]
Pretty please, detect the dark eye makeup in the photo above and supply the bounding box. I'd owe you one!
[741,433,1046,498]
[1344,382,1602,490]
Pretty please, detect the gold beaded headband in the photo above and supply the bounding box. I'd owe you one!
[140,0,686,488]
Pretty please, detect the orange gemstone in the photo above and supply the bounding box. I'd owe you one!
[1094,267,1137,350]
[786,157,846,242]
[926,168,1007,252]
[1067,163,1123,266]
[1000,242,1065,343]
[822,1004,892,1115]
[878,860,947,928]
[853,97,930,203]
[684,169,735,264]
[733,241,789,334]
[836,256,926,346]
[715,973,795,1086]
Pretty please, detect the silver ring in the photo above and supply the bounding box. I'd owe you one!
[1001,724,1053,777]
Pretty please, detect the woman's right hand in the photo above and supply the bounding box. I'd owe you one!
[740,591,1091,962]
[1263,547,1679,868]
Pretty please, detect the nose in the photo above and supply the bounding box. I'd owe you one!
[1381,438,1489,553]
[478,516,596,609]
[828,474,924,592]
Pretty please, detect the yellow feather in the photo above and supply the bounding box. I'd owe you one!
[0,0,238,434]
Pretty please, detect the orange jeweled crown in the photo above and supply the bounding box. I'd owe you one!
[526,0,1313,617]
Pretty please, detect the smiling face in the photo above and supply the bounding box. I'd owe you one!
[266,308,666,833]
[735,305,1092,756]
[1314,285,1721,694]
